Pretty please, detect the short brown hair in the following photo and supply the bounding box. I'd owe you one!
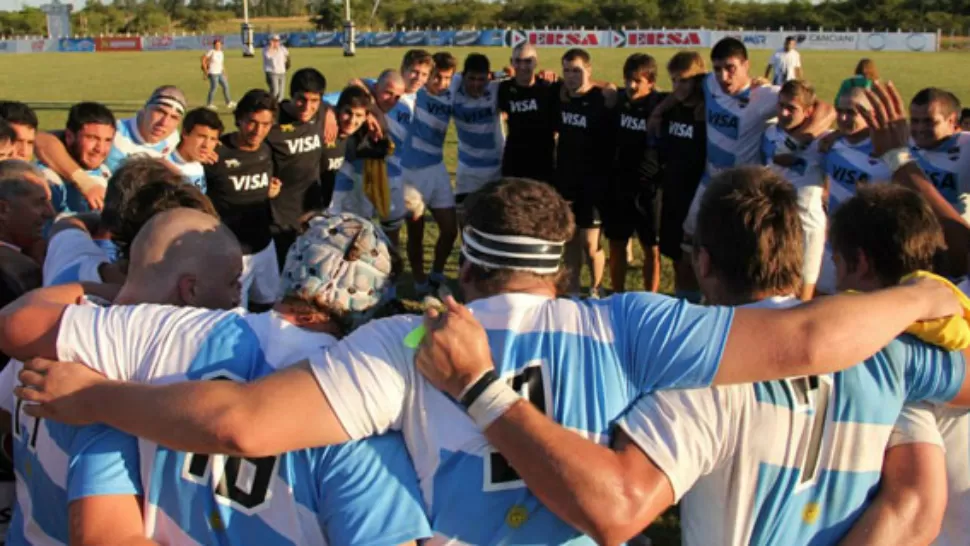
[463,178,574,295]
[855,58,878,80]
[780,79,816,108]
[830,185,945,287]
[433,52,457,73]
[401,49,433,71]
[695,167,803,298]
[623,53,657,83]
[667,51,705,76]
[113,181,220,261]
[102,157,187,234]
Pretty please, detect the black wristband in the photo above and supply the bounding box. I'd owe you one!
[460,370,500,409]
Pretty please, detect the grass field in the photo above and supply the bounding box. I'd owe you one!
[3,46,966,300]
[0,46,966,544]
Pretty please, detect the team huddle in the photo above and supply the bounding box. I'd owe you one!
[0,35,968,545]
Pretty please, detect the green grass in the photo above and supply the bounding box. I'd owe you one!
[7,47,964,300]
[1,46,965,544]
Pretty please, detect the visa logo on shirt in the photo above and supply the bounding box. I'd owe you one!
[562,112,587,128]
[510,99,538,113]
[285,135,322,155]
[830,166,870,185]
[928,171,958,191]
[708,111,739,130]
[427,102,452,117]
[620,114,647,132]
[230,173,270,191]
[669,122,694,139]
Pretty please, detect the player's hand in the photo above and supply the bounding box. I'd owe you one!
[198,147,219,165]
[537,69,558,83]
[857,81,909,157]
[366,113,384,141]
[71,170,106,210]
[817,130,841,153]
[14,358,107,425]
[268,177,283,199]
[904,276,963,322]
[751,77,771,88]
[323,107,338,145]
[416,295,495,400]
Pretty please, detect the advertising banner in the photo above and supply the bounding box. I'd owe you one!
[142,35,175,51]
[618,29,711,47]
[57,37,95,52]
[95,36,142,52]
[505,29,614,48]
[858,32,937,52]
[370,31,399,47]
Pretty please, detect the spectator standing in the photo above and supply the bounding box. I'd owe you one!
[765,36,802,86]
[201,39,235,111]
[263,35,290,102]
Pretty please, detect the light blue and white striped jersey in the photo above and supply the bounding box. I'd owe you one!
[386,93,416,181]
[105,116,181,173]
[0,299,141,546]
[761,126,828,286]
[168,149,206,192]
[619,296,967,546]
[704,73,779,177]
[55,306,431,545]
[39,162,110,215]
[310,292,734,544]
[401,87,453,170]
[910,132,970,223]
[42,229,113,286]
[450,76,505,195]
[823,136,891,212]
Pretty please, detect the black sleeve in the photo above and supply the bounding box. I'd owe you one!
[497,81,510,114]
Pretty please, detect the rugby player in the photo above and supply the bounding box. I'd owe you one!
[203,89,280,310]
[401,52,458,296]
[497,43,558,183]
[317,85,373,210]
[34,86,187,210]
[4,177,965,545]
[415,169,970,546]
[658,51,706,303]
[451,53,505,204]
[7,214,431,545]
[169,106,223,192]
[43,157,208,287]
[909,88,970,224]
[606,53,666,293]
[761,80,828,300]
[0,101,38,161]
[0,207,242,545]
[38,102,116,215]
[0,119,15,160]
[265,68,338,267]
[554,48,616,297]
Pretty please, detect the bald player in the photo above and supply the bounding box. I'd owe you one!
[34,86,190,210]
[0,206,242,545]
[498,43,559,183]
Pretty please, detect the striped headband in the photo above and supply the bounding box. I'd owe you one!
[461,227,565,275]
[146,93,186,115]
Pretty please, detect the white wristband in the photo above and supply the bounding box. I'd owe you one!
[466,381,521,430]
[881,148,914,174]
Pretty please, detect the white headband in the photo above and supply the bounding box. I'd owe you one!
[461,227,565,275]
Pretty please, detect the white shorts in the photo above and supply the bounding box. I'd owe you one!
[240,241,280,307]
[404,163,455,210]
[328,175,406,231]
[455,164,501,197]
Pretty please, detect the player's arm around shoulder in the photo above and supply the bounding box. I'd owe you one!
[0,282,98,361]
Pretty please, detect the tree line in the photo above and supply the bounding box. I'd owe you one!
[1,0,967,38]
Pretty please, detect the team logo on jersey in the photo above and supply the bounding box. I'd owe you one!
[279,124,296,133]
[506,505,529,529]
[620,113,647,132]
[230,172,270,191]
[561,111,588,128]
[669,122,694,139]
[285,134,322,155]
[509,99,538,113]
[802,502,821,524]
[326,157,345,171]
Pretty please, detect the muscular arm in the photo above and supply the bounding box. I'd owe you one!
[70,495,157,546]
[479,401,671,545]
[838,443,945,546]
[47,361,351,457]
[34,131,83,181]
[894,162,970,275]
[715,282,954,384]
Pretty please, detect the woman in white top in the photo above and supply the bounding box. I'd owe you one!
[201,39,235,110]
[262,34,290,102]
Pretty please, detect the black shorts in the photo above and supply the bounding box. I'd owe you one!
[603,186,661,244]
[660,176,702,261]
[555,182,602,230]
